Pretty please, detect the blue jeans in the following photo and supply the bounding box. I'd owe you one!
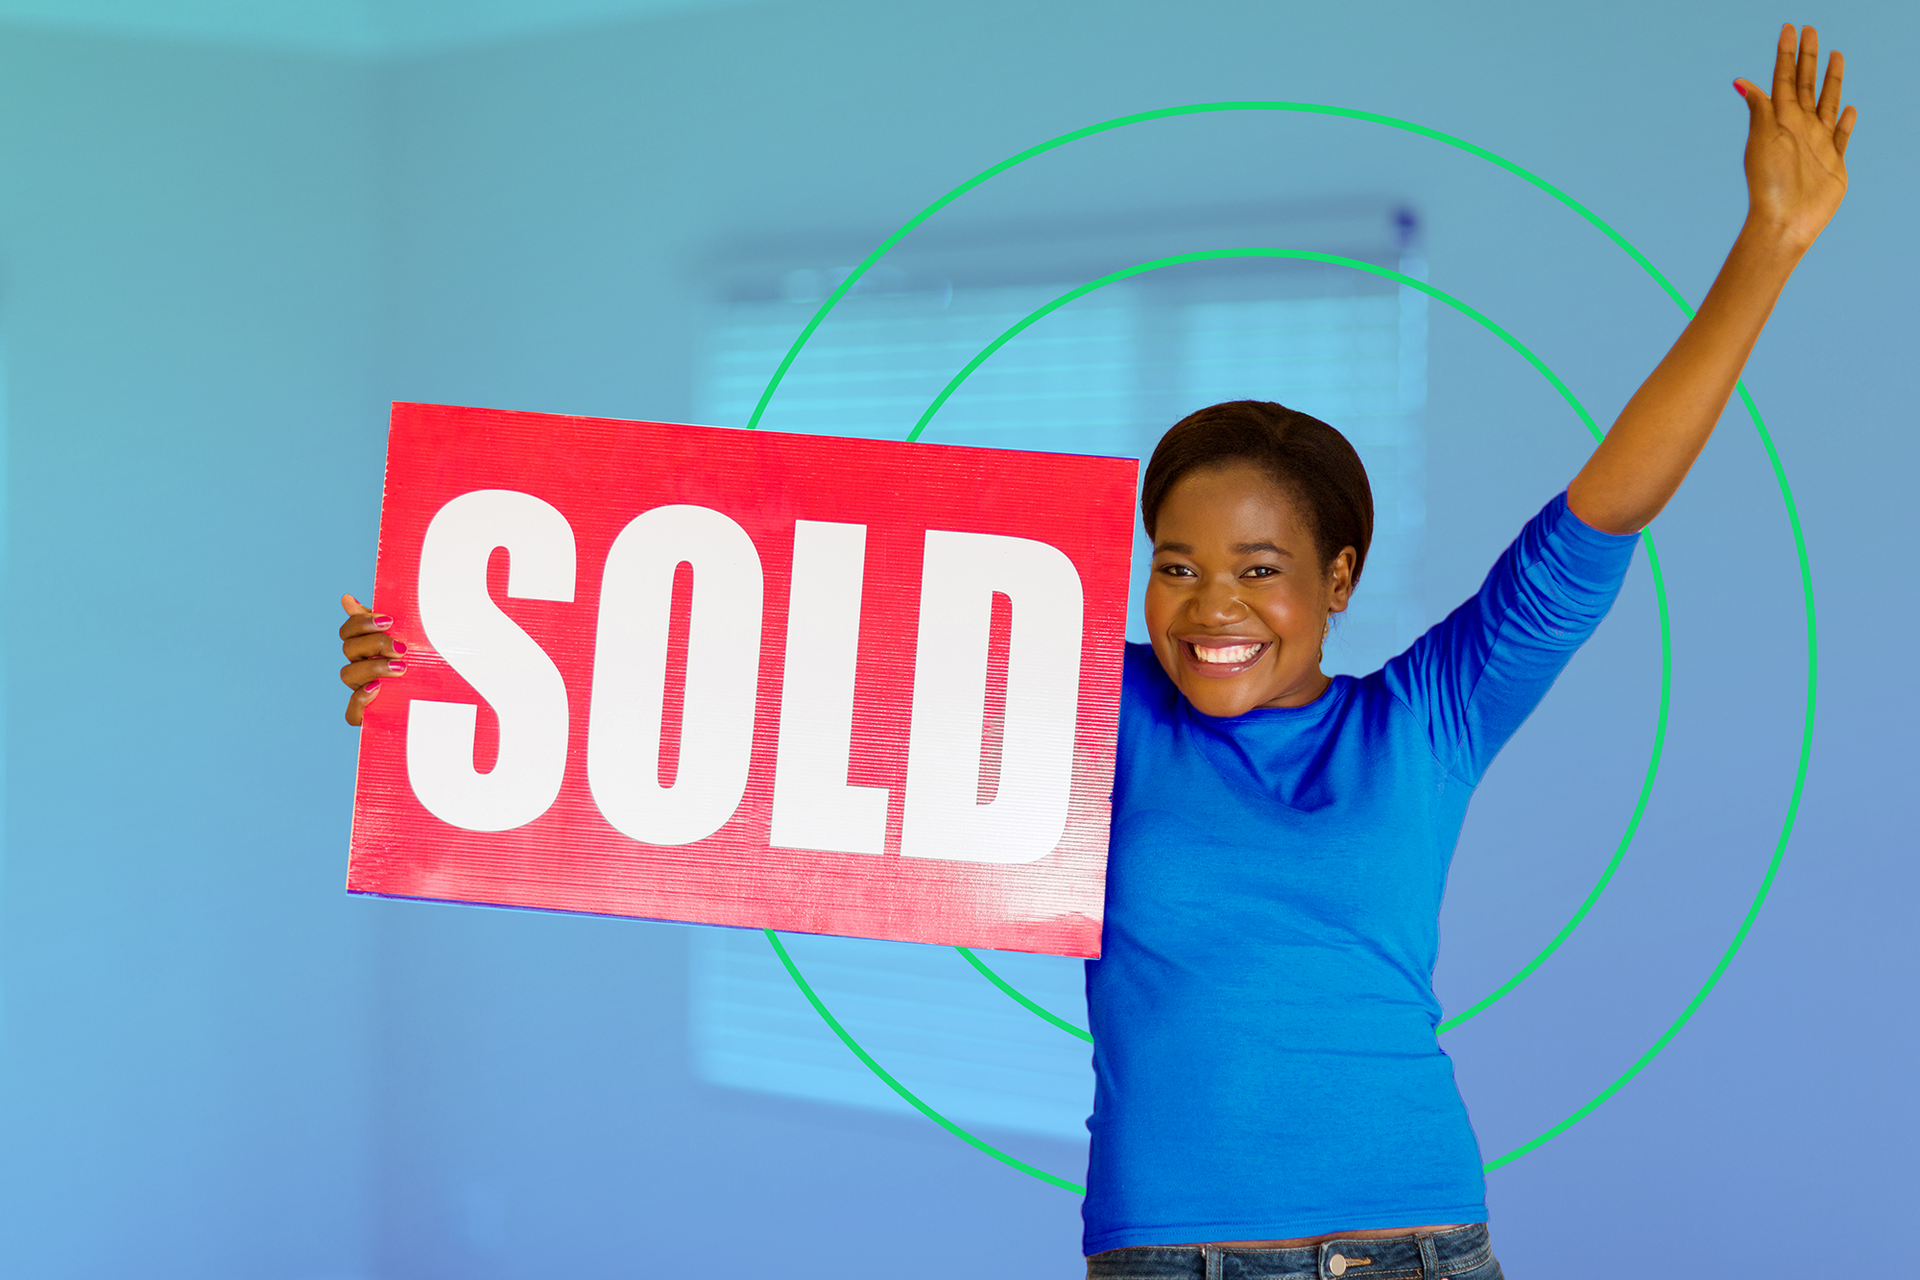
[1086,1223,1503,1280]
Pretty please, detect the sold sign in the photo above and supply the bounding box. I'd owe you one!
[348,403,1136,957]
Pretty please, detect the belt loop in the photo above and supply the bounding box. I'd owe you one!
[1203,1245,1223,1280]
[1418,1233,1441,1277]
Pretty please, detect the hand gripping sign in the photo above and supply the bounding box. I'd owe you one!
[348,403,1137,958]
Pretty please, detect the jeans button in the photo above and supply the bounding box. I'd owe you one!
[1328,1255,1348,1277]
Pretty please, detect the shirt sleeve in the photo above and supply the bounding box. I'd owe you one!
[1380,491,1639,786]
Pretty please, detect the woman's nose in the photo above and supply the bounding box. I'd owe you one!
[1192,575,1246,624]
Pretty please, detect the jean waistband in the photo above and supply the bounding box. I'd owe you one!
[1086,1222,1493,1280]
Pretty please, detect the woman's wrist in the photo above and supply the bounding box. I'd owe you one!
[1737,209,1819,262]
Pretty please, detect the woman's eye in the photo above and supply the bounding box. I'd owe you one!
[1156,564,1195,578]
[1242,565,1277,579]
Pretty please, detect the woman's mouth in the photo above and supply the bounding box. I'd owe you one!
[1179,638,1271,677]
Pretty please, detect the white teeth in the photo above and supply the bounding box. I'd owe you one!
[1193,642,1261,664]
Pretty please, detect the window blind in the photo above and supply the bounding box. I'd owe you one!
[689,249,1428,1142]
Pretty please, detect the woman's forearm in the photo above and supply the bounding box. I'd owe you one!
[1566,220,1804,534]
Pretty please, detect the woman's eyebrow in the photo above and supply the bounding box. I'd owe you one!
[1153,538,1294,557]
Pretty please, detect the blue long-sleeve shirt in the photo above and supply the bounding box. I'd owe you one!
[1083,491,1638,1253]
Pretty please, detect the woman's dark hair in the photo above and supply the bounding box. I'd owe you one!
[1141,400,1374,586]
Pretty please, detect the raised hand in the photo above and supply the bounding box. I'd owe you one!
[1566,22,1859,535]
[338,593,405,726]
[1735,23,1856,251]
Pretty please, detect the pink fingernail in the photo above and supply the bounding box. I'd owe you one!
[392,641,408,655]
[362,679,382,692]
[387,660,408,675]
[372,615,394,629]
[1733,80,1745,97]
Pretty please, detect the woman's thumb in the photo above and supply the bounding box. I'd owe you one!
[1734,79,1769,126]
[342,592,370,616]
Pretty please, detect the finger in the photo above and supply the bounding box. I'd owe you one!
[342,593,369,616]
[1815,49,1845,127]
[1770,23,1799,115]
[340,656,406,689]
[339,605,395,642]
[1735,77,1770,127]
[345,680,382,727]
[1796,25,1820,113]
[343,633,406,663]
[1835,103,1857,158]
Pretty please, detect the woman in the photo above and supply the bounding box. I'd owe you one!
[336,24,1853,1279]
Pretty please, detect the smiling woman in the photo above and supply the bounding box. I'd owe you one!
[1080,23,1855,1272]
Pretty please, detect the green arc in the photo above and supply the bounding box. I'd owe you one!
[764,931,1088,1194]
[957,946,1094,1043]
[753,100,1817,1191]
[746,100,1697,436]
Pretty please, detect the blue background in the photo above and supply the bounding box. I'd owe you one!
[1,2,1912,1276]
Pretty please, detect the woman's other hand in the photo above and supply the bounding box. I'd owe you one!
[338,593,404,726]
[1736,23,1855,251]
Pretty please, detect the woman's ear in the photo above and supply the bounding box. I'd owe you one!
[1326,546,1358,614]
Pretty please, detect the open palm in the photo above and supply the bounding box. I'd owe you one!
[1737,23,1855,250]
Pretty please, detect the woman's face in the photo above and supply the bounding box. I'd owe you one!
[1144,463,1356,717]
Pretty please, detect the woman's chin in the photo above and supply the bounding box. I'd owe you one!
[1180,683,1266,719]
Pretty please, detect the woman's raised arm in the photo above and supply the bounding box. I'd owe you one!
[1565,22,1855,535]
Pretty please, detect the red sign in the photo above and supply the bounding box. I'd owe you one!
[348,403,1137,957]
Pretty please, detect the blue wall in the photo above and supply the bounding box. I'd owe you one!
[3,2,1915,1276]
[0,26,381,1278]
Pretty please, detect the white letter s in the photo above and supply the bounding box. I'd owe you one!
[407,489,576,833]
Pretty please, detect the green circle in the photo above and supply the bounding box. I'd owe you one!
[753,101,1816,1190]
[911,248,1672,1038]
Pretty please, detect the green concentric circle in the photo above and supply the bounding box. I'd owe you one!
[752,100,1817,1190]
[911,248,1672,1041]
